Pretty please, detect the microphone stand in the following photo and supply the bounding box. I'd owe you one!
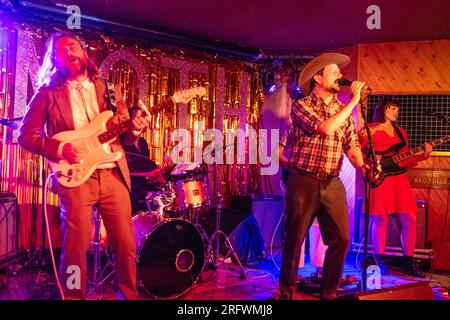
[359,92,376,292]
[425,111,449,125]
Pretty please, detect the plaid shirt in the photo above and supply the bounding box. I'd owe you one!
[287,92,360,176]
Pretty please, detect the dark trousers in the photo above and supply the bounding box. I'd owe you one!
[279,170,350,298]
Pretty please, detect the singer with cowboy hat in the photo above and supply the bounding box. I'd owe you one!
[278,53,367,300]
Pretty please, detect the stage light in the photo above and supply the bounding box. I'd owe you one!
[288,84,304,101]
[262,71,277,95]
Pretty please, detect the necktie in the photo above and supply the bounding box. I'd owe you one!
[75,83,93,122]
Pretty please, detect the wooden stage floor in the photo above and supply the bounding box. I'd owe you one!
[1,249,449,301]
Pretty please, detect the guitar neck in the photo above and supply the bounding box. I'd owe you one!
[98,97,173,143]
[392,135,450,163]
[146,98,174,116]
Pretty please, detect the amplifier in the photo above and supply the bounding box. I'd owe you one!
[353,196,432,260]
[230,194,284,249]
[199,208,265,264]
[0,192,20,268]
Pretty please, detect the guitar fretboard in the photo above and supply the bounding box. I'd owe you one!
[97,98,173,144]
[391,135,450,163]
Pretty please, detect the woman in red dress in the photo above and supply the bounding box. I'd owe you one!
[359,98,432,277]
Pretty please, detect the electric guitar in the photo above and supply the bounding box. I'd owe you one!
[369,135,449,188]
[49,86,206,188]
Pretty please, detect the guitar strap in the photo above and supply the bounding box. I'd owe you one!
[394,125,407,145]
[105,80,118,115]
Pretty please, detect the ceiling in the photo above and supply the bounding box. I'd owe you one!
[6,0,450,57]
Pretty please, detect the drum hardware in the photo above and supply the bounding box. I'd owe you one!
[87,205,114,298]
[145,190,172,221]
[204,192,246,280]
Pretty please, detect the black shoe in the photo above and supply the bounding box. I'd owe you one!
[374,254,389,275]
[402,256,426,278]
[365,254,389,275]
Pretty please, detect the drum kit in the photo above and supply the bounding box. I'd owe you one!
[116,152,245,299]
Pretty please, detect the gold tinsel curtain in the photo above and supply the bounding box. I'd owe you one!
[0,22,264,251]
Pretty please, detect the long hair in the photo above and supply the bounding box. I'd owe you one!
[372,98,401,123]
[36,32,99,89]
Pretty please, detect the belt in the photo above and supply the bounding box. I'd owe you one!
[296,169,337,180]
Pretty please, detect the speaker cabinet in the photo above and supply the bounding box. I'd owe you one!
[353,197,432,258]
[338,282,435,300]
[0,192,20,268]
[230,194,284,249]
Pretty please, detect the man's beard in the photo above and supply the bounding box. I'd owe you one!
[328,80,340,94]
[329,87,340,94]
[60,56,88,79]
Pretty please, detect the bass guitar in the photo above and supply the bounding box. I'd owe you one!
[369,135,449,188]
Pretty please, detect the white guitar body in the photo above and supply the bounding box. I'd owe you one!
[48,86,206,188]
[49,111,123,188]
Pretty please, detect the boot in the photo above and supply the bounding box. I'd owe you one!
[365,254,389,275]
[402,256,425,278]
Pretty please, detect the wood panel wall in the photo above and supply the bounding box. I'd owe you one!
[336,40,450,270]
[412,156,450,271]
[358,40,450,94]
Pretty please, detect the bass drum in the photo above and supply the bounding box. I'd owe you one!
[132,213,205,299]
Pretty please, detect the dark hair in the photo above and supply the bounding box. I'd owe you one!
[372,98,401,123]
[36,31,99,88]
[309,68,324,93]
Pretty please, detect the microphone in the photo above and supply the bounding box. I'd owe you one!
[338,78,372,93]
[0,118,19,130]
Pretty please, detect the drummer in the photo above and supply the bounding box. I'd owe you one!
[124,107,170,214]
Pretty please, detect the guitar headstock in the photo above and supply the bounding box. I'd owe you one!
[173,87,206,104]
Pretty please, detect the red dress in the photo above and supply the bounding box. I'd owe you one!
[360,125,418,215]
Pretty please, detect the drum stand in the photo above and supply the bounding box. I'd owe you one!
[204,193,246,280]
[87,205,114,298]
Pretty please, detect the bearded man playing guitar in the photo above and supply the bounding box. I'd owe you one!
[358,98,432,278]
[18,32,204,299]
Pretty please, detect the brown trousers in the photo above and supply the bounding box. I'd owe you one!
[279,170,350,299]
[57,168,137,299]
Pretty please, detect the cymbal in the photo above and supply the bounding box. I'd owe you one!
[166,162,207,181]
[125,152,157,174]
